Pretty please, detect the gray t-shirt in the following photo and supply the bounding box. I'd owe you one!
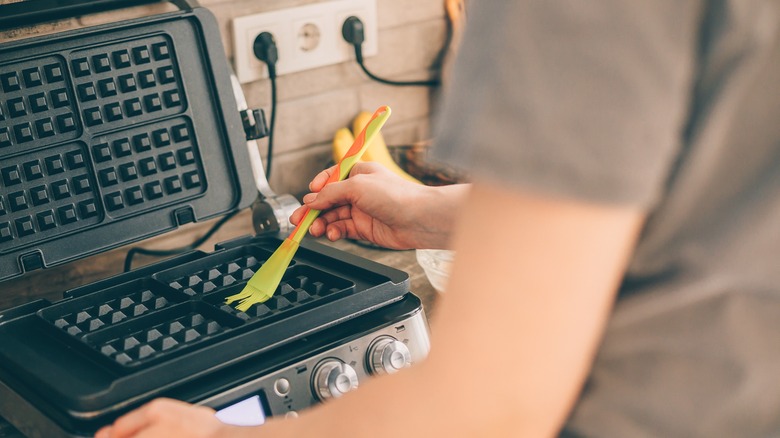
[433,1,780,436]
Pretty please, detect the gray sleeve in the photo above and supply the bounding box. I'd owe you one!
[432,1,703,207]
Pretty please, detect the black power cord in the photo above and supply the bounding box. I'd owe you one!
[342,16,441,87]
[123,210,239,272]
[253,32,279,179]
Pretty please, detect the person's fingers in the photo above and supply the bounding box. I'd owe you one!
[131,422,190,438]
[105,403,156,438]
[347,161,380,177]
[295,162,387,229]
[325,219,362,242]
[305,207,359,241]
[325,223,344,241]
[325,221,347,241]
[289,203,310,225]
[132,426,167,438]
[95,426,112,438]
[309,165,338,192]
[291,188,351,229]
[318,204,353,223]
[308,217,327,236]
[309,205,352,237]
[305,180,358,211]
[320,205,365,241]
[301,196,359,236]
[97,399,220,438]
[311,161,388,193]
[311,161,384,191]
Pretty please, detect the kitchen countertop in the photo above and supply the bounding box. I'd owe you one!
[0,209,439,436]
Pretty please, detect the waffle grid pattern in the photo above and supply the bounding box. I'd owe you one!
[70,36,186,133]
[43,288,172,337]
[88,306,236,366]
[0,143,99,248]
[165,254,267,296]
[0,55,80,159]
[91,117,205,217]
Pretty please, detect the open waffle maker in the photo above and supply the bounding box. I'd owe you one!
[0,2,431,437]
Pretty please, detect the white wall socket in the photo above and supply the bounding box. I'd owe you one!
[232,0,378,83]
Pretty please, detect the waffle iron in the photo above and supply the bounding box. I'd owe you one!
[0,2,431,436]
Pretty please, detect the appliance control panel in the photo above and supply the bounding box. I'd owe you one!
[200,306,430,424]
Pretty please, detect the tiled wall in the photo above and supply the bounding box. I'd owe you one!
[0,0,448,309]
[0,0,447,196]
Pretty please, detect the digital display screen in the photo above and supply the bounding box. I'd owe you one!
[215,395,267,427]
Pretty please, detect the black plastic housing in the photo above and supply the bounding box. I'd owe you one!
[0,7,257,282]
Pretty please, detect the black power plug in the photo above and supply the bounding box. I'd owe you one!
[252,31,278,179]
[341,16,440,87]
[253,32,278,78]
[342,16,365,46]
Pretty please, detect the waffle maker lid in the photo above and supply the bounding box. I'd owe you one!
[0,0,257,283]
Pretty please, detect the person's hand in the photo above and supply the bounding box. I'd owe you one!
[95,398,246,438]
[291,162,467,250]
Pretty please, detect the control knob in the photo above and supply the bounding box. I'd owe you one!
[312,359,359,401]
[368,336,412,375]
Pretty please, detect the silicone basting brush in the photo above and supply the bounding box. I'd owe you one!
[226,106,392,311]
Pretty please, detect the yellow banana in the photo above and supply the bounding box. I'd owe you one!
[332,127,355,162]
[352,111,422,184]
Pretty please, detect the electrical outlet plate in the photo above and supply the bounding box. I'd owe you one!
[232,0,378,83]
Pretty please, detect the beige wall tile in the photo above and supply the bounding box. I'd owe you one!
[358,78,432,123]
[275,62,365,101]
[265,87,360,154]
[76,3,177,26]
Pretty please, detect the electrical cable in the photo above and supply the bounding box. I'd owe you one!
[123,210,240,272]
[253,32,279,180]
[266,72,277,179]
[342,16,441,87]
[354,44,440,87]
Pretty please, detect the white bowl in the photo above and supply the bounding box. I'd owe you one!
[415,249,455,293]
